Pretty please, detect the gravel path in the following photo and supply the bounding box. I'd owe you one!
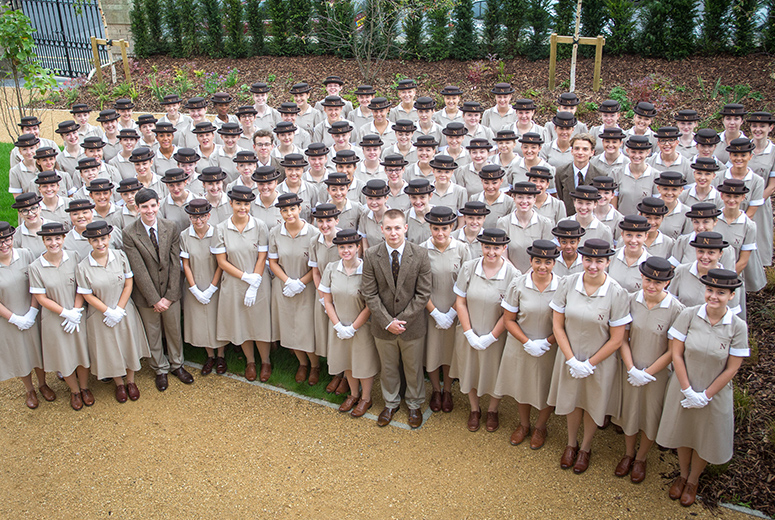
[0,365,750,519]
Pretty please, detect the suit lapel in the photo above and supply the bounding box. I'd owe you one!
[377,244,396,291]
[137,221,159,261]
[395,242,412,290]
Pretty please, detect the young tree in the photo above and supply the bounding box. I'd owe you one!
[699,0,731,54]
[224,0,247,58]
[502,0,524,58]
[315,0,354,57]
[764,0,775,53]
[425,6,451,61]
[639,0,697,59]
[144,0,166,54]
[288,0,311,55]
[178,0,200,56]
[522,0,553,60]
[129,0,149,57]
[605,0,637,55]
[164,0,184,57]
[452,0,479,60]
[730,0,758,55]
[402,9,424,59]
[245,0,265,56]
[482,0,502,56]
[201,0,224,57]
[554,0,575,36]
[266,0,288,55]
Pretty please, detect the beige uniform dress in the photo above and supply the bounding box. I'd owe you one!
[212,216,272,344]
[590,153,629,182]
[13,221,50,258]
[319,260,378,378]
[309,233,340,357]
[553,254,583,278]
[508,157,558,195]
[679,185,723,210]
[597,207,624,241]
[645,231,674,259]
[534,195,567,225]
[332,200,363,231]
[251,193,283,230]
[547,273,632,426]
[559,215,613,244]
[386,183,411,211]
[497,211,554,273]
[268,221,319,353]
[451,227,483,259]
[207,193,232,227]
[0,248,43,381]
[715,212,766,292]
[405,208,431,244]
[180,225,227,349]
[359,209,385,248]
[494,272,559,409]
[76,250,150,378]
[450,258,519,397]
[670,262,742,314]
[659,203,693,240]
[40,197,70,228]
[28,251,90,375]
[669,233,736,271]
[607,248,650,293]
[455,164,486,199]
[277,181,320,223]
[656,304,748,464]
[423,238,471,371]
[613,165,658,216]
[431,184,468,214]
[713,169,769,265]
[613,291,684,438]
[471,191,515,229]
[159,192,196,233]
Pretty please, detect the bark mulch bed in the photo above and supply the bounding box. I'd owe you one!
[46,52,775,516]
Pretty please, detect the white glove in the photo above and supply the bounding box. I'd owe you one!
[241,272,262,288]
[464,329,484,350]
[289,278,306,295]
[627,366,657,387]
[681,387,711,408]
[566,356,594,378]
[202,284,218,299]
[444,307,457,323]
[282,279,295,297]
[23,307,39,322]
[102,307,126,327]
[479,333,497,350]
[318,297,326,307]
[59,307,82,323]
[189,285,210,305]
[244,284,258,306]
[283,278,305,297]
[523,339,549,357]
[9,313,34,331]
[62,317,80,334]
[430,308,454,329]
[334,322,356,340]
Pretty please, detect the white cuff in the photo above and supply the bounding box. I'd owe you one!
[257,245,268,252]
[318,284,331,294]
[179,251,190,259]
[729,347,750,357]
[210,246,227,254]
[609,314,632,327]
[549,301,565,313]
[77,287,93,294]
[667,326,686,342]
[29,287,46,294]
[307,260,318,267]
[267,252,279,259]
[452,284,466,298]
[741,243,757,251]
[500,300,518,313]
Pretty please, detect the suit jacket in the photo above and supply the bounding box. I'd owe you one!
[555,162,604,216]
[122,217,182,308]
[361,240,432,341]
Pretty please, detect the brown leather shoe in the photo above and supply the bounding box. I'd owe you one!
[351,399,372,418]
[155,373,169,392]
[38,385,56,402]
[127,382,140,401]
[171,367,194,384]
[295,364,308,383]
[70,392,83,411]
[680,481,698,507]
[669,476,687,500]
[408,408,423,428]
[259,363,271,382]
[467,410,481,432]
[326,375,342,393]
[335,376,349,395]
[614,455,634,477]
[201,357,216,375]
[560,445,578,469]
[80,388,95,406]
[485,411,499,432]
[631,459,647,483]
[510,424,531,446]
[308,366,321,386]
[530,427,548,450]
[115,384,128,403]
[245,362,257,381]
[339,394,359,412]
[376,406,399,427]
[441,390,453,413]
[25,389,38,409]
[215,357,227,374]
[573,450,591,474]
[429,390,442,412]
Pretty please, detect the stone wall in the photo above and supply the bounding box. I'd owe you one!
[99,0,135,54]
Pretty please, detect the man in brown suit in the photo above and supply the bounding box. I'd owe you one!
[361,209,432,428]
[123,188,194,391]
[554,133,602,216]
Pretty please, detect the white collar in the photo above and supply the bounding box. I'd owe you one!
[697,303,733,325]
[573,272,613,297]
[723,168,754,182]
[655,153,683,166]
[615,247,649,265]
[474,257,509,280]
[477,191,506,204]
[689,261,700,277]
[39,250,71,267]
[141,220,158,235]
[559,253,583,268]
[88,249,116,266]
[569,214,601,229]
[385,241,406,257]
[635,289,674,308]
[188,224,214,238]
[525,271,559,291]
[336,258,363,274]
[624,164,654,177]
[280,221,309,236]
[510,210,539,226]
[422,237,459,252]
[227,216,256,232]
[720,212,747,225]
[650,231,666,244]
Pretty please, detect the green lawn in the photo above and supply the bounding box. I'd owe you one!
[1,142,16,224]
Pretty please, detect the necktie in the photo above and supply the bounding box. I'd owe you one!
[577,170,584,187]
[149,226,159,256]
[391,249,400,284]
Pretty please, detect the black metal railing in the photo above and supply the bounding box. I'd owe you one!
[10,0,110,78]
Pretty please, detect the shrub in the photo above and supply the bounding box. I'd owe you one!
[605,0,637,55]
[639,0,697,60]
[144,0,166,54]
[731,0,758,55]
[245,0,265,56]
[266,0,289,55]
[425,7,450,61]
[522,0,553,61]
[288,0,312,55]
[502,0,524,58]
[580,0,607,57]
[482,0,502,55]
[554,0,575,36]
[164,0,184,57]
[201,0,224,57]
[402,9,424,59]
[178,0,200,56]
[764,0,775,53]
[224,0,247,58]
[129,0,150,58]
[314,0,354,58]
[452,0,479,60]
[699,0,731,54]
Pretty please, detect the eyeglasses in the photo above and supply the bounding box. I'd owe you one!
[19,206,40,215]
[0,237,13,244]
[385,168,403,174]
[189,215,209,221]
[254,142,272,148]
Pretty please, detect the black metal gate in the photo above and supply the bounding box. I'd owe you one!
[10,0,111,78]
